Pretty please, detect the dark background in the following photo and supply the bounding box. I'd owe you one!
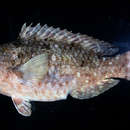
[1,3,130,129]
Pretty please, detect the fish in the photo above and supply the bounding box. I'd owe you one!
[0,23,129,117]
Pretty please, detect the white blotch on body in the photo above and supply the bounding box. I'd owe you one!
[54,44,59,48]
[85,80,89,83]
[115,56,120,60]
[77,72,80,77]
[51,55,56,61]
[103,57,106,61]
[109,62,112,65]
[94,72,97,76]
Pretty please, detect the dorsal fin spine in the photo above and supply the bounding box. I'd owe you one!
[31,23,41,35]
[19,23,119,56]
[38,24,48,36]
[21,23,26,33]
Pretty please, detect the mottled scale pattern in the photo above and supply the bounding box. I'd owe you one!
[0,24,126,98]
[0,23,129,116]
[70,54,127,99]
[0,24,126,100]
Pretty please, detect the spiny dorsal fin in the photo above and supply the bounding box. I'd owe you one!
[19,23,119,56]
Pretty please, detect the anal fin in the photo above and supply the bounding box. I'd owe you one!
[12,97,32,116]
[70,78,120,99]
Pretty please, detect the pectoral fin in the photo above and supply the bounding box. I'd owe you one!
[12,97,32,116]
[18,53,48,83]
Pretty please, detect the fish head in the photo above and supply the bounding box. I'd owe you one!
[0,64,19,96]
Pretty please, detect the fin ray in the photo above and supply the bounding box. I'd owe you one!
[70,79,120,99]
[18,53,48,82]
[12,97,31,116]
[19,23,119,56]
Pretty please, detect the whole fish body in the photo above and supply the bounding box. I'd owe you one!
[0,23,129,116]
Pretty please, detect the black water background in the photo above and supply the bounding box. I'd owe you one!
[0,5,130,129]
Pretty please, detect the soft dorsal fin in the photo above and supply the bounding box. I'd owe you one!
[19,23,119,56]
[18,53,48,83]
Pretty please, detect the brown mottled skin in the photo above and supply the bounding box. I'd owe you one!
[0,38,127,99]
[0,23,129,116]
